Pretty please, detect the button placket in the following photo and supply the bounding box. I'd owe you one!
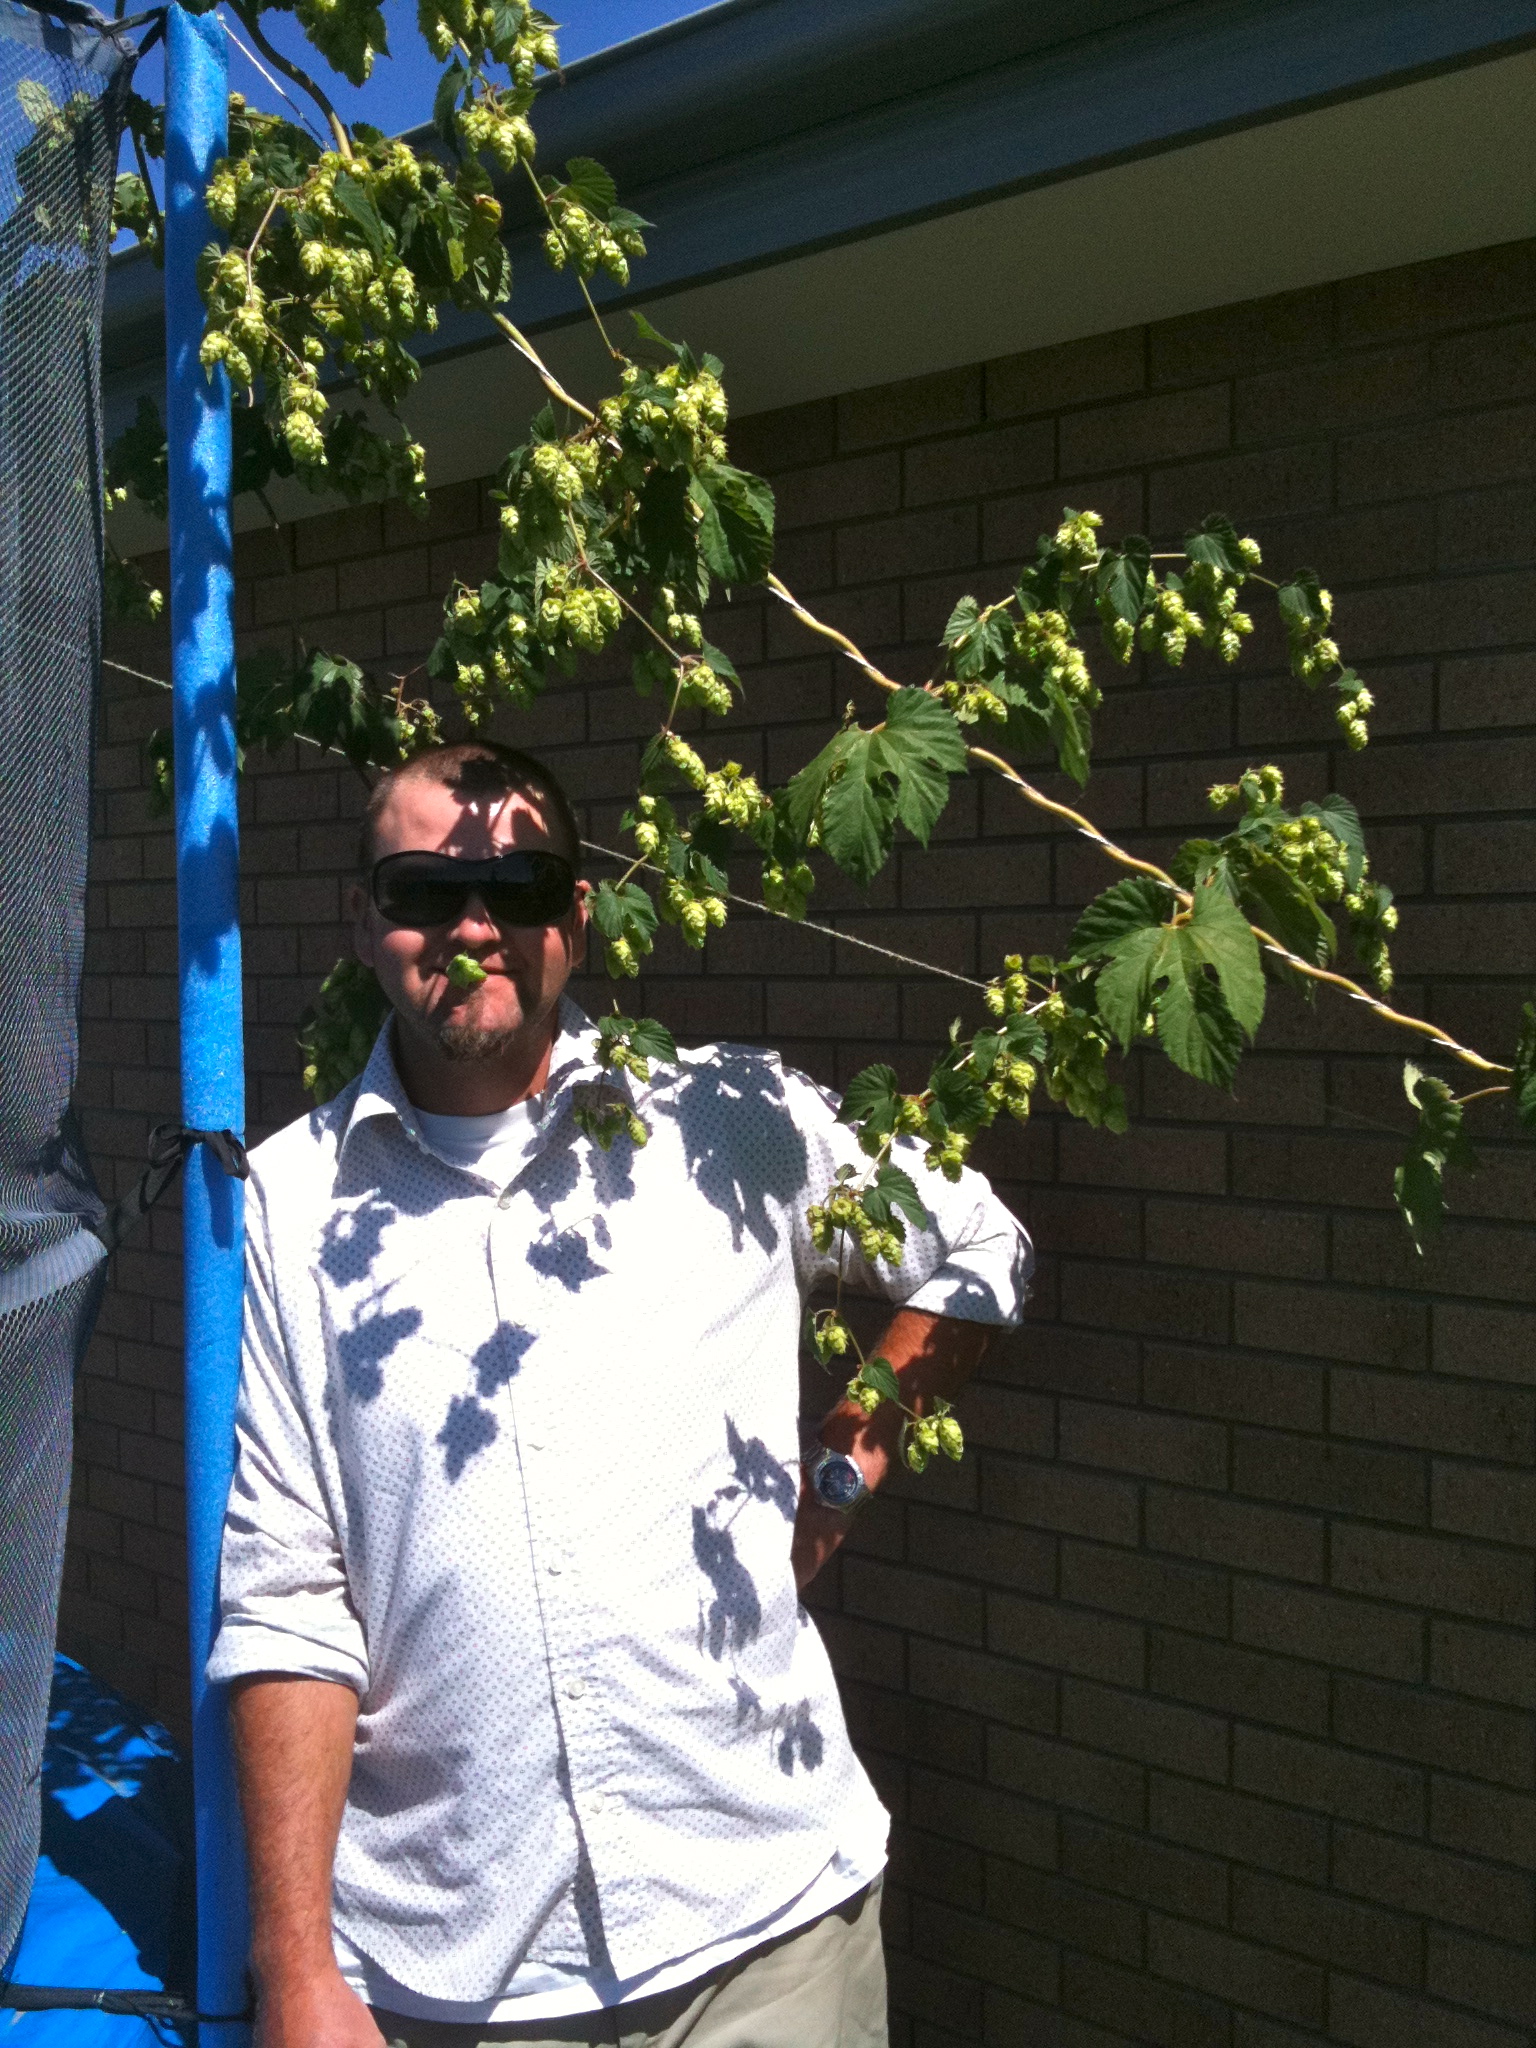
[491,1203,613,1822]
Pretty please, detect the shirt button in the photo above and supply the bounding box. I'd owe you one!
[565,1678,586,1700]
[587,1792,605,1816]
[497,1190,514,1210]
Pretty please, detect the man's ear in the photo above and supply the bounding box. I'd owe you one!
[570,878,591,971]
[348,879,375,969]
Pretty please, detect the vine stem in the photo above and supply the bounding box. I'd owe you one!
[221,14,328,146]
[226,0,353,160]
[244,186,291,292]
[518,157,623,359]
[490,312,597,420]
[762,579,1508,1077]
[576,543,680,670]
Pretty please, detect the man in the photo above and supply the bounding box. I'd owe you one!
[210,739,1031,2048]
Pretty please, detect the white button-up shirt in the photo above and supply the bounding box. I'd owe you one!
[209,998,1031,2013]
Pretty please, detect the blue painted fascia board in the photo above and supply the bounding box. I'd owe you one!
[105,0,1536,378]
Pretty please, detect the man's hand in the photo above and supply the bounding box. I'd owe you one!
[230,1674,367,2048]
[792,1307,991,1590]
[254,1970,384,2048]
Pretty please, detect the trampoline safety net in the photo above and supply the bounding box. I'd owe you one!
[0,0,128,1966]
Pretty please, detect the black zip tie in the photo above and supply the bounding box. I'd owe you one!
[91,1120,250,1256]
[0,1983,254,2023]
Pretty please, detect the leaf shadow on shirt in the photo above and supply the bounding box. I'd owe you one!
[432,1324,539,1481]
[317,1172,436,1287]
[317,1138,546,1480]
[437,1392,499,1481]
[525,1227,608,1290]
[333,1306,422,1402]
[517,1105,629,1292]
[692,1505,760,1660]
[692,1419,825,1774]
[729,1680,825,1777]
[315,1145,453,1406]
[652,1052,808,1256]
[725,1416,798,1521]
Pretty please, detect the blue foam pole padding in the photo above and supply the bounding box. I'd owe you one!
[163,7,251,2040]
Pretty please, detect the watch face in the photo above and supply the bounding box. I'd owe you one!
[815,1453,865,1510]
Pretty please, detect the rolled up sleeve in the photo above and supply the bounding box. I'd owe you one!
[206,1180,369,1694]
[785,1065,1032,1327]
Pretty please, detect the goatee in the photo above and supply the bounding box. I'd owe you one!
[434,1018,526,1062]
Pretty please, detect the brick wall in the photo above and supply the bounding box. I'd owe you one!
[75,235,1536,2047]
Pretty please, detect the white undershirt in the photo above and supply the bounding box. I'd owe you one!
[412,1096,544,1185]
[342,1097,884,2022]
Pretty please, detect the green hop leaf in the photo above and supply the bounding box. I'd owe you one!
[1096,536,1152,624]
[862,1163,929,1232]
[786,690,967,885]
[1277,568,1326,631]
[859,1356,902,1407]
[688,462,775,586]
[631,309,684,358]
[16,79,58,128]
[1237,855,1338,968]
[1184,876,1266,1036]
[1299,793,1366,890]
[590,879,658,949]
[561,155,617,214]
[839,1063,901,1140]
[1091,877,1263,1088]
[627,1016,678,1064]
[1069,877,1177,962]
[1183,513,1246,577]
[943,595,1012,679]
[298,958,390,1104]
[1394,1063,1478,1253]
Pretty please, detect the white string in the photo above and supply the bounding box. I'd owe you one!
[103,657,171,691]
[579,839,992,992]
[100,660,1498,1070]
[217,11,328,145]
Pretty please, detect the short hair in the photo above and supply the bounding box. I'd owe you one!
[359,742,581,869]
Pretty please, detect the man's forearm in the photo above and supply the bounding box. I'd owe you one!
[793,1307,992,1587]
[229,1674,359,1989]
[820,1305,992,1484]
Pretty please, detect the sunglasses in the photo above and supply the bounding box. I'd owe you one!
[370,850,577,929]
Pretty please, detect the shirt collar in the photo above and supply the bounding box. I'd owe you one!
[338,992,606,1163]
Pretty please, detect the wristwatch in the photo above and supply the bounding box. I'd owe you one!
[804,1443,871,1514]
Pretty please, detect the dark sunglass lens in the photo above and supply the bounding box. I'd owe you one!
[373,852,574,927]
[483,855,574,926]
[374,863,467,926]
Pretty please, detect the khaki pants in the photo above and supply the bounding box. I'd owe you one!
[372,1877,887,2048]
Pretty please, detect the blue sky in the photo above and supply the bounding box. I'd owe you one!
[128,2,713,149]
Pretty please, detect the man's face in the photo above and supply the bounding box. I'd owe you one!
[352,776,588,1067]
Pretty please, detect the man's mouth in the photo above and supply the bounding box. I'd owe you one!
[446,953,491,991]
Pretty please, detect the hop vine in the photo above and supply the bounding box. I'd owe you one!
[99,0,1534,1432]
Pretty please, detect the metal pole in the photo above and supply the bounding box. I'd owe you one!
[164,6,250,2039]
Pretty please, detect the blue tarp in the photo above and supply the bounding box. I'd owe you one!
[2,1659,192,2048]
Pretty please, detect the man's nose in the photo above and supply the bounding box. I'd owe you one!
[448,890,498,942]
